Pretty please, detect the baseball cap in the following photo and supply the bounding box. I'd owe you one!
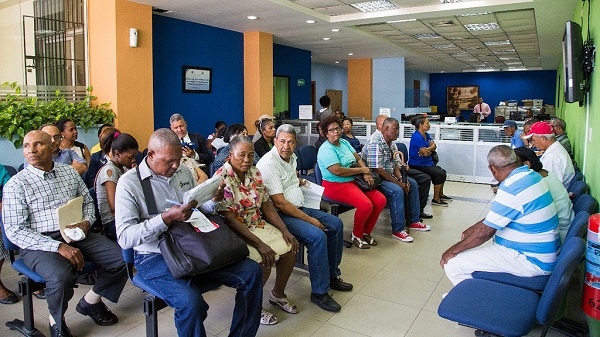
[523,121,553,139]
[502,120,517,128]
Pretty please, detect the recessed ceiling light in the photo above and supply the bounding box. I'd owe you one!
[335,61,340,64]
[247,15,258,20]
[457,12,490,16]
[350,0,398,13]
[323,37,330,40]
[411,33,441,39]
[464,23,500,31]
[387,19,416,23]
[331,28,340,32]
[484,40,511,46]
[306,20,316,24]
[348,53,354,56]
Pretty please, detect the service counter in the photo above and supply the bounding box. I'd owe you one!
[282,120,511,184]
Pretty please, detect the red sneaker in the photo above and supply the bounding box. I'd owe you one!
[392,231,414,242]
[408,222,431,231]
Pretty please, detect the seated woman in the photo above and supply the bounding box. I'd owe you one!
[341,117,362,153]
[408,115,451,206]
[84,126,119,188]
[180,156,209,184]
[213,124,260,174]
[317,115,386,249]
[206,120,226,152]
[514,147,573,241]
[254,117,276,157]
[57,118,91,164]
[95,130,139,240]
[217,135,299,325]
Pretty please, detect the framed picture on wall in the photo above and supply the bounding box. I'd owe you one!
[182,66,212,93]
[446,85,479,110]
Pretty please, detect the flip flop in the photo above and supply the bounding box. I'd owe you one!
[0,291,19,305]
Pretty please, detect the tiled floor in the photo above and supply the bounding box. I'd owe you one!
[0,182,579,336]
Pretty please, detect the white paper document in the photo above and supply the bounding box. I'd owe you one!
[56,196,84,243]
[183,174,222,205]
[300,181,324,209]
[188,210,219,233]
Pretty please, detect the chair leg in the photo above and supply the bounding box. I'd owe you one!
[294,243,309,271]
[5,278,45,337]
[144,297,159,337]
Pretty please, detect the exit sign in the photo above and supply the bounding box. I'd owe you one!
[297,79,305,86]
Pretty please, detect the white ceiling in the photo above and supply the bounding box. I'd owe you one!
[131,0,577,73]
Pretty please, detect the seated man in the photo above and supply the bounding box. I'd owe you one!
[169,113,214,170]
[524,121,575,189]
[115,128,262,337]
[441,145,560,285]
[551,117,575,163]
[256,124,353,313]
[362,117,430,243]
[3,130,127,337]
[502,120,524,149]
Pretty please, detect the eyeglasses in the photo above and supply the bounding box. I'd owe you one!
[50,135,61,141]
[327,127,341,133]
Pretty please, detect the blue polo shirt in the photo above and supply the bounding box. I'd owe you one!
[408,131,434,167]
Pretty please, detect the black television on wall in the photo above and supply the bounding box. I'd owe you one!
[562,21,584,103]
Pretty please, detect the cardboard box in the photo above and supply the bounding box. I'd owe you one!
[522,99,533,106]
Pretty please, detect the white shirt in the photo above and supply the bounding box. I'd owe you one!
[256,146,304,208]
[543,172,574,234]
[473,102,491,117]
[540,141,575,189]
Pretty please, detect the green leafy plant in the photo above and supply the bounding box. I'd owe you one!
[0,82,115,147]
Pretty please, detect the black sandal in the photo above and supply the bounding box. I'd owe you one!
[0,291,19,305]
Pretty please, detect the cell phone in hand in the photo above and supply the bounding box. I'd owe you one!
[182,142,197,150]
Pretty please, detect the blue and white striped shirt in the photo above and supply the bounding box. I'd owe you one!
[484,165,560,272]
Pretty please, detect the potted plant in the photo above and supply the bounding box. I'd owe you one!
[0,82,115,147]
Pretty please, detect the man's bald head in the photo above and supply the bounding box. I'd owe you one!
[376,115,387,131]
[23,130,53,171]
[146,128,183,177]
[148,128,181,152]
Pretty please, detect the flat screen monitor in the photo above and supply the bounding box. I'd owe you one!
[562,21,584,103]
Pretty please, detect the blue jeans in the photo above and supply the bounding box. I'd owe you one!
[278,208,344,294]
[378,176,421,233]
[134,253,262,337]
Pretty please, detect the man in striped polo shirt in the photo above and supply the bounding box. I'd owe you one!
[440,145,560,285]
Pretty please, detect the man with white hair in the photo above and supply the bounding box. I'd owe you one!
[523,121,575,189]
[441,145,560,285]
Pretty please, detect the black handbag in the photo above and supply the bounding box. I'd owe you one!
[137,169,249,279]
[431,150,440,165]
[351,163,382,191]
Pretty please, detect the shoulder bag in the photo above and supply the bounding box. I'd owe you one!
[350,163,382,192]
[137,169,249,279]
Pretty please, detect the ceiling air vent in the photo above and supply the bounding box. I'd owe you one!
[431,20,456,27]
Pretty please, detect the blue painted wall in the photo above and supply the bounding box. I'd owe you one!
[153,15,244,136]
[273,44,312,119]
[373,58,405,120]
[311,63,348,114]
[429,70,557,115]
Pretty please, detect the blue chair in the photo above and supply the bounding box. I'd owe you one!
[3,164,18,177]
[395,142,409,163]
[2,219,97,337]
[573,194,598,215]
[122,249,220,337]
[439,237,586,337]
[298,145,317,183]
[472,211,590,292]
[567,180,589,202]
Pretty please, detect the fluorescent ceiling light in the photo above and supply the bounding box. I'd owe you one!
[484,40,511,46]
[464,23,500,31]
[493,49,516,54]
[247,15,258,20]
[350,0,398,13]
[457,12,490,17]
[331,28,340,32]
[499,57,519,60]
[476,68,497,72]
[450,52,468,56]
[348,52,354,55]
[322,37,330,40]
[411,33,441,39]
[433,44,455,49]
[505,61,523,65]
[306,20,316,24]
[387,19,416,23]
[335,61,340,64]
[438,0,461,3]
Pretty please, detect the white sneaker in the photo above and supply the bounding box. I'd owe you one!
[392,231,414,242]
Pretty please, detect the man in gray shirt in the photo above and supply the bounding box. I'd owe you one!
[115,128,262,336]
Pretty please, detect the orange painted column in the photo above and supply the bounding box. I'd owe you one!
[244,32,273,132]
[348,59,373,120]
[87,0,154,147]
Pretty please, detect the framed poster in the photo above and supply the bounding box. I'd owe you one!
[182,66,212,93]
[446,85,479,110]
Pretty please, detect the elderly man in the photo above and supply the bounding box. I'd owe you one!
[524,121,575,189]
[502,120,524,149]
[362,118,430,242]
[373,115,432,219]
[115,128,262,337]
[169,113,214,167]
[3,130,127,337]
[256,124,352,312]
[441,145,560,285]
[551,117,575,161]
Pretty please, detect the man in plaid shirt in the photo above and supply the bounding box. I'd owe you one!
[361,118,431,243]
[2,130,127,337]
